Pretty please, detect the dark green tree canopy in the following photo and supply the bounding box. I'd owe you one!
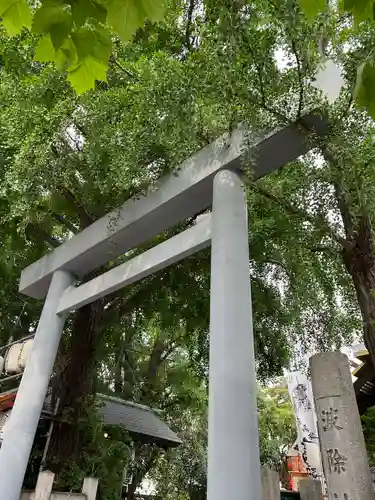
[1,0,375,495]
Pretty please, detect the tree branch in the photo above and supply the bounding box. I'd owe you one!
[291,116,359,244]
[52,213,79,234]
[145,339,165,384]
[291,39,304,118]
[160,332,186,363]
[313,143,356,241]
[268,0,304,117]
[103,276,161,323]
[338,91,354,123]
[309,245,335,253]
[110,56,138,80]
[185,0,195,50]
[247,93,293,124]
[128,445,160,497]
[263,259,294,282]
[249,180,346,247]
[247,43,267,108]
[26,225,60,248]
[57,186,94,229]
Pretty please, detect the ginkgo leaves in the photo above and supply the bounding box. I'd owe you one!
[0,0,166,93]
[299,0,375,120]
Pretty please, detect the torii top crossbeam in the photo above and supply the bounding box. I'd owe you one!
[20,113,327,300]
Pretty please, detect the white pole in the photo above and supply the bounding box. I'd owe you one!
[207,170,261,500]
[0,270,73,500]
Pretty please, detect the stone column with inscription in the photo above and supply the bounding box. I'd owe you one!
[310,351,374,500]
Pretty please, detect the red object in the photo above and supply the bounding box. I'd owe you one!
[286,454,309,491]
[0,391,16,411]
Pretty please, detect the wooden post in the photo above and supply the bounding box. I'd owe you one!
[261,467,279,500]
[299,478,323,500]
[81,477,98,500]
[34,470,54,500]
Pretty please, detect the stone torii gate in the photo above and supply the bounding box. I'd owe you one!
[0,113,326,500]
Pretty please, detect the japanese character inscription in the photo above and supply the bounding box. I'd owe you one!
[292,384,312,411]
[333,494,352,500]
[327,448,347,474]
[322,407,343,432]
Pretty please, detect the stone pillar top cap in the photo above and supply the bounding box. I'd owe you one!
[309,351,353,401]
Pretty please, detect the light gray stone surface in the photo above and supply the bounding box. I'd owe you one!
[299,478,323,500]
[207,171,261,500]
[57,215,211,314]
[261,467,280,500]
[81,477,98,500]
[0,271,74,500]
[34,471,54,500]
[310,352,374,500]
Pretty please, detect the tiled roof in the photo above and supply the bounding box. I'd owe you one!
[98,394,182,448]
[0,389,181,449]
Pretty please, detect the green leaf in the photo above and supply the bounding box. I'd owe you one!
[67,55,107,93]
[91,26,112,62]
[71,26,111,62]
[34,34,77,71]
[67,26,111,93]
[140,0,166,22]
[343,0,374,22]
[106,0,166,41]
[34,34,57,62]
[70,0,107,28]
[56,37,76,70]
[32,1,73,50]
[356,62,375,119]
[0,0,31,35]
[106,0,143,41]
[353,61,366,101]
[34,27,110,92]
[71,28,93,59]
[50,19,72,49]
[299,0,327,20]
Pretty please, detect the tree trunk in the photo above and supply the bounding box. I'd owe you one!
[342,214,375,366]
[115,345,125,395]
[332,170,375,366]
[47,298,103,473]
[126,444,160,500]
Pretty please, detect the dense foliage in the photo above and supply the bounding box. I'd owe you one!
[362,406,375,467]
[298,0,375,120]
[149,385,295,500]
[258,387,296,483]
[2,0,375,496]
[0,0,166,93]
